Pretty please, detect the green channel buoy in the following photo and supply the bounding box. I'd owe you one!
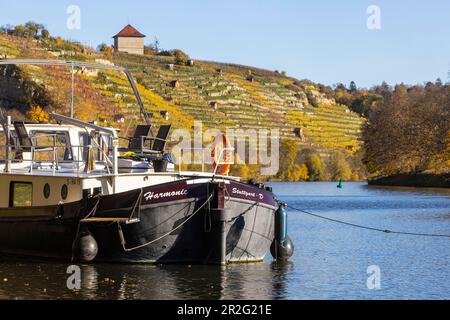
[337,180,344,189]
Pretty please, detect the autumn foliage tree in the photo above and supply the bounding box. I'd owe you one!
[363,82,450,176]
[98,43,114,61]
[277,139,310,181]
[26,106,49,122]
[173,49,189,65]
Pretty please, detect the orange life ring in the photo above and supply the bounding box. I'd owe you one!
[211,134,232,175]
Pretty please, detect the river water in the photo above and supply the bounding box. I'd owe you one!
[0,182,449,300]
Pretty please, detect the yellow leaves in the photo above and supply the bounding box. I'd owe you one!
[121,151,136,157]
[99,44,113,61]
[26,106,49,123]
[290,163,309,181]
[75,100,98,122]
[235,78,271,108]
[351,171,360,181]
[230,164,251,180]
[278,79,294,86]
[0,36,20,57]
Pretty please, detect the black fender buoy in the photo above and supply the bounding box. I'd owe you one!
[271,235,294,261]
[270,204,294,261]
[73,227,98,263]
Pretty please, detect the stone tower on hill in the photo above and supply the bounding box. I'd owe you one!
[113,24,146,55]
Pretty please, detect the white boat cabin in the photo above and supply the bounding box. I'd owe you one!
[0,114,234,209]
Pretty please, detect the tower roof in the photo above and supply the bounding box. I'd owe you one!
[113,24,146,38]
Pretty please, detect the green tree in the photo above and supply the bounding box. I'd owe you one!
[41,29,50,39]
[13,25,27,37]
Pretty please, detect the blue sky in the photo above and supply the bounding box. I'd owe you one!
[2,0,449,87]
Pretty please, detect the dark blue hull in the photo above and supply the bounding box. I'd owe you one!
[0,178,277,264]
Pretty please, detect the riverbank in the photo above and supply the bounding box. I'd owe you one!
[368,173,450,188]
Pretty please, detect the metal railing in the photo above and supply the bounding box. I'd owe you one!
[0,143,114,176]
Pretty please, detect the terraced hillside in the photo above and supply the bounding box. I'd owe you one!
[0,32,365,179]
[112,53,365,155]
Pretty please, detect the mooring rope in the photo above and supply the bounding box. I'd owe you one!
[288,205,450,238]
[118,194,214,252]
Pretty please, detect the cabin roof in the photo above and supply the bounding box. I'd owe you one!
[113,24,146,38]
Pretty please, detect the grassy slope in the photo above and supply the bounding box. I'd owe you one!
[0,34,365,157]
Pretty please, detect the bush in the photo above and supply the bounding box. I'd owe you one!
[327,152,352,181]
[306,153,324,181]
[157,50,174,57]
[144,45,156,56]
[173,49,189,65]
[10,22,48,39]
[230,164,251,180]
[98,43,113,61]
[291,163,309,181]
[26,106,49,123]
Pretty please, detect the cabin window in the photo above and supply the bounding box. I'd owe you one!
[43,183,51,199]
[93,187,102,197]
[30,131,73,161]
[61,184,68,200]
[9,182,33,207]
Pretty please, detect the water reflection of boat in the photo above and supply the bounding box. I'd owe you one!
[0,260,292,299]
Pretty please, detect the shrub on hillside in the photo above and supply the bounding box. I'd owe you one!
[144,45,156,56]
[173,49,190,65]
[285,83,302,93]
[305,90,320,108]
[98,43,113,61]
[50,37,84,53]
[156,49,190,65]
[2,22,49,39]
[318,84,335,100]
[157,50,173,56]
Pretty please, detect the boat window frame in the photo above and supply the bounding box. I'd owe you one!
[29,129,73,161]
[9,181,33,208]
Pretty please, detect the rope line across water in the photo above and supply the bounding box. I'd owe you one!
[288,205,450,239]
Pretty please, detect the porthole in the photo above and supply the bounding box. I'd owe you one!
[43,183,50,199]
[61,184,68,200]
